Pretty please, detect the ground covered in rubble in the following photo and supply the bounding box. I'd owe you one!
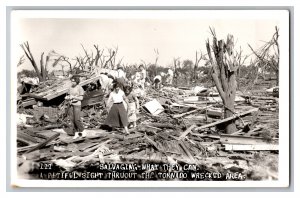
[16,78,279,181]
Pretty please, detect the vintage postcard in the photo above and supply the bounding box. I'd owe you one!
[10,9,290,188]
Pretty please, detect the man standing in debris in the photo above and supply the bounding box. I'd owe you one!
[153,72,165,90]
[65,76,85,139]
[165,68,174,85]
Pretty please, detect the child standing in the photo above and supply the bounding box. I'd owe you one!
[125,86,139,128]
[105,82,129,134]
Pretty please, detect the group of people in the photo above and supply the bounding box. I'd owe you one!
[65,65,174,139]
[65,66,145,139]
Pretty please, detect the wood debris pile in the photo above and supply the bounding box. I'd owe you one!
[16,78,279,181]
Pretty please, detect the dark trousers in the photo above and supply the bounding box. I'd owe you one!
[68,105,84,135]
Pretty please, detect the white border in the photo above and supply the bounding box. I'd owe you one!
[9,9,290,188]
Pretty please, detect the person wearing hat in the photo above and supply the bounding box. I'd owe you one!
[65,76,86,139]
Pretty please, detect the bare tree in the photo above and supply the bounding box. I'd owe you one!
[103,50,116,69]
[193,51,206,81]
[154,48,159,76]
[248,26,279,86]
[20,41,43,81]
[17,55,25,67]
[206,28,244,134]
[173,57,180,86]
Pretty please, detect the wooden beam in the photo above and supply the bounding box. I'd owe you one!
[24,132,60,154]
[179,108,259,139]
[241,95,278,101]
[18,131,42,144]
[178,140,197,163]
[224,144,278,151]
[144,135,162,152]
[148,123,176,129]
[21,98,37,107]
[220,134,278,145]
[173,105,212,118]
[194,108,259,131]
[178,124,197,140]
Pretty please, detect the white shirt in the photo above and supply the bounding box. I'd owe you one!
[116,69,126,78]
[168,69,174,76]
[153,75,162,82]
[108,89,125,103]
[69,85,85,106]
[99,74,113,92]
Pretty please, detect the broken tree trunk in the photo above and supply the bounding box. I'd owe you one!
[206,29,243,134]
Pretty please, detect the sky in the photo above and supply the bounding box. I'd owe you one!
[12,10,284,72]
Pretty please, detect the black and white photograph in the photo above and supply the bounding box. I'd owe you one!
[10,9,290,188]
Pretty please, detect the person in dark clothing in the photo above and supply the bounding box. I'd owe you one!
[65,76,85,139]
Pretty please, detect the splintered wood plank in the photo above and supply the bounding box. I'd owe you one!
[220,134,278,145]
[144,135,161,151]
[25,132,60,154]
[17,131,39,144]
[224,144,279,151]
[193,108,259,131]
[178,140,196,163]
[179,108,259,139]
[178,124,197,140]
[53,151,94,158]
[17,138,32,146]
[173,105,212,119]
[77,142,99,151]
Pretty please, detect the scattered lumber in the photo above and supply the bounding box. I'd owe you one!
[220,134,278,145]
[24,132,60,154]
[148,123,176,129]
[179,108,259,139]
[178,140,197,163]
[194,108,259,130]
[16,70,279,181]
[224,144,278,151]
[173,105,212,118]
[178,124,197,140]
[21,98,37,107]
[241,95,278,101]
